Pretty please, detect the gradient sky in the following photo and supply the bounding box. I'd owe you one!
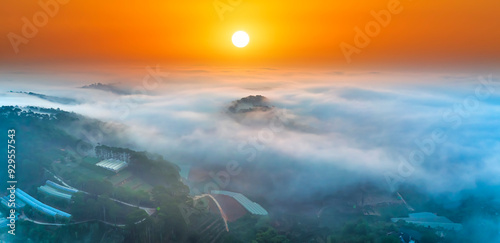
[1,0,499,70]
[2,3,500,235]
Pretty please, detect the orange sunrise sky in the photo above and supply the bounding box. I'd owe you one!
[1,0,499,70]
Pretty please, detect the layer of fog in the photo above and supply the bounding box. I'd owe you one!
[1,70,500,217]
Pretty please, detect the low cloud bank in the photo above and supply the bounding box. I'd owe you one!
[1,71,500,208]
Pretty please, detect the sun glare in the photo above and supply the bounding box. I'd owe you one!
[232,31,250,48]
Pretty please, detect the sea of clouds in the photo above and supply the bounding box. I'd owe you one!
[1,69,500,209]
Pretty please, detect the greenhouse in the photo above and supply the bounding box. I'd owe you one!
[45,180,78,194]
[16,189,71,219]
[38,185,72,201]
[96,159,128,172]
[211,190,268,215]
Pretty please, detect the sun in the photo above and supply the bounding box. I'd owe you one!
[232,31,250,48]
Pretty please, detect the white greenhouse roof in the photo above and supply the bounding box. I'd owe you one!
[96,159,128,172]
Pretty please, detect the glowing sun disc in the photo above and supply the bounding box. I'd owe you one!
[232,31,250,48]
